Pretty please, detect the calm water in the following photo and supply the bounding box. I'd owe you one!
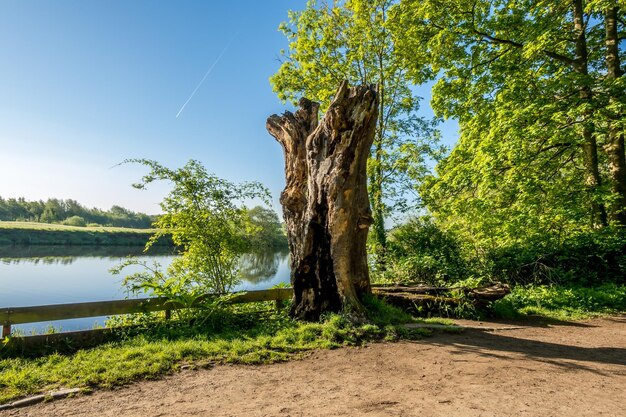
[0,245,290,333]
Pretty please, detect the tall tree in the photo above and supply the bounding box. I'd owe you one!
[391,0,626,246]
[602,2,626,224]
[271,0,440,267]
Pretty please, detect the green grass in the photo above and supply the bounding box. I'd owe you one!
[0,221,157,233]
[0,221,171,246]
[491,283,626,321]
[0,300,445,404]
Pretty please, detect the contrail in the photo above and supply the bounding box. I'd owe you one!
[176,34,237,118]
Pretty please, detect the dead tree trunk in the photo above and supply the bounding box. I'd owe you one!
[267,81,378,320]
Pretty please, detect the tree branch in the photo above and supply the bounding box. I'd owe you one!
[466,3,576,67]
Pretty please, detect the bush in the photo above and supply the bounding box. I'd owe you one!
[486,229,626,286]
[115,159,270,295]
[381,216,469,284]
[61,216,86,227]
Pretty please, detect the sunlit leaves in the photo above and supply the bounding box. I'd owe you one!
[124,159,270,294]
[271,0,442,241]
[391,0,626,251]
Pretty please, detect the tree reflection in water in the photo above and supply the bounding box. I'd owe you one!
[238,249,289,284]
[0,245,175,265]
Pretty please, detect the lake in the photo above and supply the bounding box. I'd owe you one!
[0,245,290,334]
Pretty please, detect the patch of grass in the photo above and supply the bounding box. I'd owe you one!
[0,221,172,246]
[0,300,450,404]
[491,284,626,321]
[0,221,156,233]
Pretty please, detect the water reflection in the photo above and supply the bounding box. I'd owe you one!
[0,245,290,293]
[238,249,289,284]
[0,245,175,265]
[0,245,291,332]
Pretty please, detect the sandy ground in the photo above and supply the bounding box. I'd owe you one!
[3,316,625,417]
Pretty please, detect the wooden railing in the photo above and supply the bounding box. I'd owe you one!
[1,288,293,339]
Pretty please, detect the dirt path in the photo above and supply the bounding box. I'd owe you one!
[4,317,625,417]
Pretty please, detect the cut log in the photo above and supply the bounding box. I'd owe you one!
[267,81,378,320]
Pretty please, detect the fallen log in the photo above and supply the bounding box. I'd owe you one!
[372,282,510,316]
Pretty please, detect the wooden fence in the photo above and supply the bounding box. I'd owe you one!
[1,288,293,339]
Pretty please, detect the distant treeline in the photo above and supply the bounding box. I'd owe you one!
[0,197,156,228]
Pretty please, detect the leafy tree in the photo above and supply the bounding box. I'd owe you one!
[389,0,626,252]
[244,206,287,250]
[271,0,442,266]
[124,159,270,294]
[40,199,65,223]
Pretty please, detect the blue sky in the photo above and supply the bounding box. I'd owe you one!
[0,1,458,215]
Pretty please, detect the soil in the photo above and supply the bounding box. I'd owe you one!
[3,316,625,417]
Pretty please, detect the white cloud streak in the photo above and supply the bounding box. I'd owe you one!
[175,33,238,118]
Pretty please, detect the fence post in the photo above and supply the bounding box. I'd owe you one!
[2,324,11,338]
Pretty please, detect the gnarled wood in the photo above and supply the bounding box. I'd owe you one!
[267,82,378,320]
[373,282,511,315]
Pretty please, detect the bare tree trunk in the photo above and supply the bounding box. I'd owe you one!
[267,81,378,320]
[573,0,608,227]
[604,6,626,225]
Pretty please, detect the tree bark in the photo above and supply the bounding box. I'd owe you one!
[604,6,626,225]
[573,0,608,227]
[267,81,378,320]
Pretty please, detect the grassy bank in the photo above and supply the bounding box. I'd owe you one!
[0,221,172,246]
[0,299,443,404]
[491,284,626,321]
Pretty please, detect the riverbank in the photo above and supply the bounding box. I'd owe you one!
[0,222,172,246]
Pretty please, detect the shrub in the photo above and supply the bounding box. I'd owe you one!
[382,216,469,284]
[61,216,86,227]
[486,229,626,286]
[114,159,270,296]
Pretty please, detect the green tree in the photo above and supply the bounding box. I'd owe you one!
[124,159,270,294]
[244,206,287,250]
[271,0,441,267]
[389,0,626,251]
[40,199,65,223]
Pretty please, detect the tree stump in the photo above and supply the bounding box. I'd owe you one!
[267,81,378,320]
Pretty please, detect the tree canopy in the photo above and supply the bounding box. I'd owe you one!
[271,0,443,264]
[389,0,626,251]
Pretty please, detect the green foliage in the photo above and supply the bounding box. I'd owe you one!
[0,221,169,247]
[486,229,626,286]
[491,284,626,320]
[0,196,155,228]
[272,0,443,259]
[244,206,287,251]
[361,293,428,325]
[381,217,626,287]
[380,216,470,284]
[390,0,626,252]
[122,159,269,294]
[110,259,235,325]
[61,216,86,227]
